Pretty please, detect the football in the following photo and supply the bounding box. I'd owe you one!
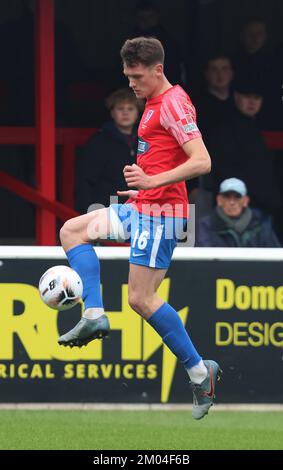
[38,265,83,310]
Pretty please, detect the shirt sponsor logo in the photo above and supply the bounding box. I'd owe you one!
[137,138,150,155]
[180,120,198,134]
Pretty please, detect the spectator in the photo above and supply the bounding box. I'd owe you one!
[131,1,183,84]
[196,178,281,247]
[204,78,281,217]
[233,19,270,82]
[232,19,274,129]
[194,54,235,219]
[76,88,140,212]
[197,54,235,137]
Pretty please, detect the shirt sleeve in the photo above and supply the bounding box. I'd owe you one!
[160,95,202,146]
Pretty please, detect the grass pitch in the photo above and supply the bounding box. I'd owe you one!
[0,410,282,450]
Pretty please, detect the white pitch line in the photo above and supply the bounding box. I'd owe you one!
[0,403,282,411]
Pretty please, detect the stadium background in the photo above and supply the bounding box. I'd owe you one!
[0,0,282,451]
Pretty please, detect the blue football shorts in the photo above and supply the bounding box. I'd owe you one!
[109,203,187,269]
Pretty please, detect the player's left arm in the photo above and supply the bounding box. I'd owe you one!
[123,137,211,190]
[151,137,211,188]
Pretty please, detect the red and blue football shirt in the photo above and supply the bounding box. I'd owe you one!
[128,85,201,217]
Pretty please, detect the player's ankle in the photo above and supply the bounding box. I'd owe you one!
[83,308,105,320]
[186,360,207,384]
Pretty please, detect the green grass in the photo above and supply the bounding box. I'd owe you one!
[0,410,282,450]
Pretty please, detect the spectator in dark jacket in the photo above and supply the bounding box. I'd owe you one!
[205,78,281,217]
[232,19,274,129]
[196,178,281,247]
[194,54,235,219]
[196,54,235,138]
[76,88,140,212]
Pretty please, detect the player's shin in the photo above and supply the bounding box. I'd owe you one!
[66,243,104,318]
[147,302,206,381]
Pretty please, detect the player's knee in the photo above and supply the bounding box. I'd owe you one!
[87,209,109,241]
[128,292,148,315]
[59,219,76,244]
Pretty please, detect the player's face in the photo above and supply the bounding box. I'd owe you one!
[123,63,163,99]
[217,193,249,218]
[111,101,139,129]
[205,59,233,89]
[234,92,263,117]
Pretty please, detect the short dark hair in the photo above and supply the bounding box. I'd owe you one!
[233,74,263,96]
[242,18,267,31]
[105,88,139,110]
[204,53,232,69]
[120,36,164,67]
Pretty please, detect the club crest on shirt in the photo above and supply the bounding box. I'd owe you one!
[143,109,154,124]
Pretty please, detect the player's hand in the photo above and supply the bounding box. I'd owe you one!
[116,190,139,199]
[123,164,154,190]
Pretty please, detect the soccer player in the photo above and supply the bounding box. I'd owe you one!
[58,37,221,419]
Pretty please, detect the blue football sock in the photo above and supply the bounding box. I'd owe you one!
[147,302,201,369]
[66,244,103,309]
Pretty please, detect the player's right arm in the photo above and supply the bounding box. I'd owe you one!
[116,189,139,198]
